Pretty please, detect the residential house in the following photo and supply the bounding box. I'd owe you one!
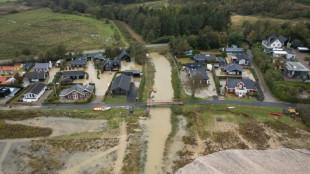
[124,70,141,77]
[70,57,87,67]
[185,50,193,56]
[262,35,288,49]
[93,54,106,61]
[231,53,250,65]
[14,63,23,71]
[0,76,8,84]
[297,47,310,53]
[62,71,85,79]
[23,62,34,71]
[285,62,310,79]
[59,84,94,100]
[194,54,216,63]
[118,50,131,62]
[111,74,131,96]
[0,76,13,84]
[218,57,226,66]
[34,63,50,72]
[27,71,47,82]
[23,82,46,102]
[0,66,15,75]
[56,59,63,67]
[221,63,243,75]
[221,45,244,55]
[226,78,257,97]
[273,50,295,60]
[103,58,121,71]
[0,87,11,98]
[185,63,210,84]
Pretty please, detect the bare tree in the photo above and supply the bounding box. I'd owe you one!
[185,73,205,98]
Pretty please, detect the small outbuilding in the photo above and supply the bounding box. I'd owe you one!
[118,50,131,62]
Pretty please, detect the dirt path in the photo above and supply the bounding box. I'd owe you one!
[116,20,147,45]
[60,146,118,174]
[113,122,127,174]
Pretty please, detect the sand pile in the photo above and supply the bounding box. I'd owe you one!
[176,148,310,174]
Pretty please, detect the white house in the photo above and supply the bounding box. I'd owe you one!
[262,35,288,49]
[273,50,295,60]
[23,82,46,102]
[226,78,257,97]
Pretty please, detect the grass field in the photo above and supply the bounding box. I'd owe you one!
[231,14,309,29]
[0,0,17,3]
[0,8,123,59]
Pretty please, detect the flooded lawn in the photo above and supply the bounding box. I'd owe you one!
[149,52,174,102]
[120,61,142,71]
[143,107,171,174]
[47,67,60,83]
[73,61,114,96]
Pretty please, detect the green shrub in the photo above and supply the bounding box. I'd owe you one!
[304,56,310,61]
[297,105,310,127]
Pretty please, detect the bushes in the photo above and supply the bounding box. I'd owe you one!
[171,67,181,100]
[212,68,221,95]
[250,68,259,81]
[297,105,310,127]
[304,56,310,61]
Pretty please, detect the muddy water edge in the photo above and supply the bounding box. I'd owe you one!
[142,53,174,174]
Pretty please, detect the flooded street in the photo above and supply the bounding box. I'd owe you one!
[149,52,174,102]
[74,61,114,96]
[143,108,171,174]
[120,61,142,71]
[143,53,173,174]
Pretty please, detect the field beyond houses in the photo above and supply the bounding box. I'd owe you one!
[0,8,123,59]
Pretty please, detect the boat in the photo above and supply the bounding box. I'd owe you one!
[268,112,283,117]
[93,107,111,111]
[152,87,157,92]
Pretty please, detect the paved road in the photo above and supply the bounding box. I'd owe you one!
[0,100,296,111]
[247,49,278,102]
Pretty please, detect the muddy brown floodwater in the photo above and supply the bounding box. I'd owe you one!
[142,53,174,174]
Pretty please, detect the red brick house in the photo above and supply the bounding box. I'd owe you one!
[59,84,94,100]
[226,78,257,97]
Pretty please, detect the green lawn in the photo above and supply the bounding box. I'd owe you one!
[0,0,17,2]
[104,95,127,104]
[0,8,123,59]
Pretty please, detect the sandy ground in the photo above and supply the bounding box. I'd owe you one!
[242,69,255,81]
[5,117,107,136]
[116,20,147,45]
[120,61,142,71]
[113,122,127,174]
[47,67,60,83]
[149,52,174,102]
[176,148,310,174]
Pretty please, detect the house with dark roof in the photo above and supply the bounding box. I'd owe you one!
[62,71,85,79]
[124,70,141,77]
[118,50,131,62]
[111,74,131,96]
[70,57,87,67]
[231,53,250,65]
[262,35,288,49]
[59,84,94,100]
[285,62,310,79]
[23,62,34,71]
[221,63,243,75]
[27,71,47,82]
[87,54,106,61]
[23,82,46,102]
[0,87,11,97]
[226,78,257,97]
[221,45,244,55]
[103,58,121,71]
[218,57,226,66]
[194,54,216,63]
[34,63,50,72]
[185,63,209,84]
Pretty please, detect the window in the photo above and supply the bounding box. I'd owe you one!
[73,91,77,99]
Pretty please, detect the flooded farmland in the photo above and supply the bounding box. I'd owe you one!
[142,53,174,174]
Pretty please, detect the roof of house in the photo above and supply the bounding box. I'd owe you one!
[124,70,141,74]
[70,57,87,66]
[118,50,130,59]
[297,47,309,51]
[218,57,226,63]
[24,82,46,95]
[59,84,94,97]
[185,63,204,69]
[103,58,121,69]
[0,66,15,71]
[23,62,34,70]
[262,35,287,47]
[27,71,46,80]
[14,63,22,67]
[235,53,249,61]
[34,63,49,70]
[222,63,243,72]
[285,62,310,72]
[222,46,244,52]
[226,78,257,90]
[194,54,216,61]
[286,50,294,54]
[111,74,131,92]
[62,71,85,77]
[5,77,15,83]
[189,68,209,80]
[0,76,8,83]
[93,54,106,60]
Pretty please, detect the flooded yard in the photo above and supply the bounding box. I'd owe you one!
[47,67,60,83]
[120,61,142,71]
